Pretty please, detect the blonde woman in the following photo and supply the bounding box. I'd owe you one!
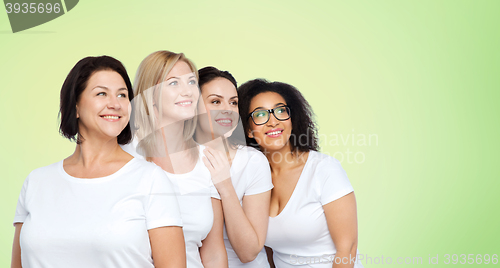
[123,51,228,268]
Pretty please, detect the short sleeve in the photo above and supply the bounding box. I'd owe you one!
[145,167,183,230]
[244,154,273,196]
[319,159,354,206]
[13,174,30,226]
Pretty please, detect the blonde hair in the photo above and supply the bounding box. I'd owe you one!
[131,50,199,159]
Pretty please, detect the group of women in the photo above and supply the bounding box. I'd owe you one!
[11,51,363,268]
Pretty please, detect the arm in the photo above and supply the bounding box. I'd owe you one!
[200,198,228,268]
[324,192,358,268]
[203,146,271,262]
[149,226,186,268]
[218,181,271,262]
[11,223,22,268]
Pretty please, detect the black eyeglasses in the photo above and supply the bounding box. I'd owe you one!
[248,105,291,125]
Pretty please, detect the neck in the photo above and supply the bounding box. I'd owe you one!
[159,121,188,154]
[264,144,305,175]
[70,136,122,168]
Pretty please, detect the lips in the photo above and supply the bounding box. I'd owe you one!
[215,118,233,127]
[265,128,284,138]
[175,100,193,106]
[100,114,121,122]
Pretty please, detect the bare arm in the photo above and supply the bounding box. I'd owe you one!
[200,198,228,268]
[203,146,271,262]
[11,223,22,268]
[218,181,271,263]
[149,226,186,268]
[324,192,358,268]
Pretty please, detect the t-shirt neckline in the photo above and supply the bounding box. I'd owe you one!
[59,158,137,183]
[269,150,314,219]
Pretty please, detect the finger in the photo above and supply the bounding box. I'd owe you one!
[203,148,220,167]
[202,156,215,171]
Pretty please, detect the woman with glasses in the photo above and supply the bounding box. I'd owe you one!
[194,67,273,267]
[238,79,363,268]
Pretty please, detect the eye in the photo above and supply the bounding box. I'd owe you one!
[230,100,238,106]
[254,110,267,118]
[275,107,287,114]
[97,92,106,96]
[118,93,127,98]
[168,80,178,86]
[188,79,197,85]
[211,99,221,105]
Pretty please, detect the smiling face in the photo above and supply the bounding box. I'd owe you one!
[248,92,292,153]
[76,70,130,142]
[157,60,200,125]
[197,77,239,138]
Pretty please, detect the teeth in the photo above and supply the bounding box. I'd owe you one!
[266,130,282,136]
[103,115,119,119]
[217,119,231,123]
[177,101,192,105]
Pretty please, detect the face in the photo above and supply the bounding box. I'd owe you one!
[157,61,200,125]
[76,70,130,141]
[197,78,239,138]
[248,92,292,152]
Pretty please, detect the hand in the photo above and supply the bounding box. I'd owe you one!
[202,147,231,186]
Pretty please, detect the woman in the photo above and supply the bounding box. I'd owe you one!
[127,51,228,268]
[194,67,273,267]
[11,56,186,268]
[238,79,363,268]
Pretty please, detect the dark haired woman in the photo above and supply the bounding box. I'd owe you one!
[11,56,186,268]
[194,67,273,267]
[238,79,363,268]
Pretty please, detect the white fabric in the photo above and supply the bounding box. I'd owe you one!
[216,146,274,268]
[122,141,219,268]
[13,158,182,268]
[265,150,363,267]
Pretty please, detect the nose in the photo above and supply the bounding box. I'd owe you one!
[220,102,233,114]
[107,95,122,110]
[266,111,279,127]
[180,81,194,97]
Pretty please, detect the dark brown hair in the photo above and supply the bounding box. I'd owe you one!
[59,56,134,144]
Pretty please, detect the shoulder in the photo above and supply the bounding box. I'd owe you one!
[306,151,344,172]
[238,146,268,164]
[27,161,63,181]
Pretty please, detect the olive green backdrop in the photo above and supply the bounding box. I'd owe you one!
[1,0,499,266]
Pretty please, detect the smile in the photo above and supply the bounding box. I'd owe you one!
[100,115,121,121]
[215,118,233,126]
[175,101,192,106]
[265,129,284,138]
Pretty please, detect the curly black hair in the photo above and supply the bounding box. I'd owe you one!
[238,79,319,153]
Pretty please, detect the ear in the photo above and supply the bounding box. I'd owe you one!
[76,104,80,118]
[247,129,254,138]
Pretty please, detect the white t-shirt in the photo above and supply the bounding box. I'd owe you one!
[13,158,183,268]
[265,150,363,268]
[122,141,220,268]
[216,146,274,268]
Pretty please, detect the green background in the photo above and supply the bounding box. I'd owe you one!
[1,0,499,266]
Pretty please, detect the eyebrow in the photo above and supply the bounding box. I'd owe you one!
[166,74,196,81]
[92,86,128,91]
[206,94,238,99]
[251,102,286,112]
